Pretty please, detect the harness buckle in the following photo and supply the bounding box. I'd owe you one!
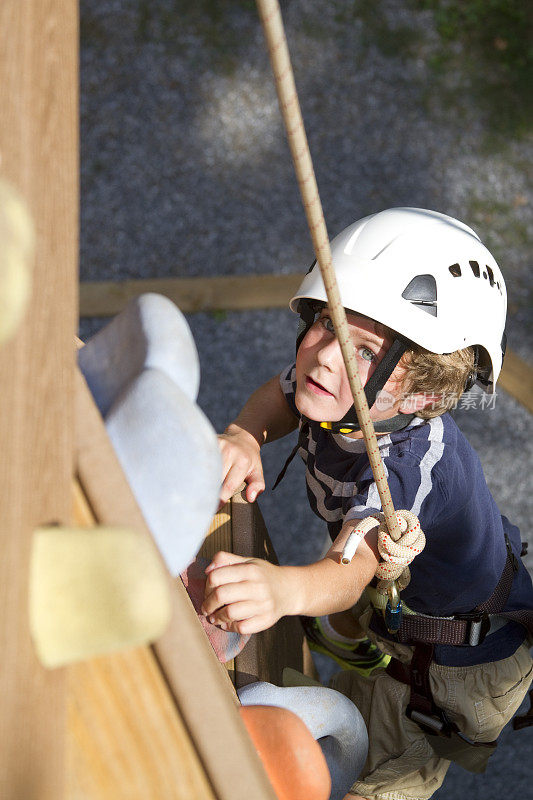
[406,706,457,738]
[455,611,491,646]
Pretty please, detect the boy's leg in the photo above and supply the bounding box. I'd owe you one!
[331,666,450,800]
[301,611,390,673]
[327,609,367,640]
[332,639,533,800]
[302,592,391,673]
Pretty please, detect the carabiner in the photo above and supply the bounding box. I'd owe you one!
[384,580,402,635]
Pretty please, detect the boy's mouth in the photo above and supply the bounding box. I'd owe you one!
[305,375,334,397]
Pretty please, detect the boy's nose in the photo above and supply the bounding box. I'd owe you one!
[316,336,340,370]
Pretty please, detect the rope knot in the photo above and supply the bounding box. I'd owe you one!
[374,510,425,593]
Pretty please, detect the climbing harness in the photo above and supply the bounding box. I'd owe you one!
[387,642,499,773]
[369,534,533,647]
[376,534,533,770]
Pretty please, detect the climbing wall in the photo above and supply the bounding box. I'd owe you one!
[0,5,314,798]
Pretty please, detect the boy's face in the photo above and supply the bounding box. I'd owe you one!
[295,309,406,435]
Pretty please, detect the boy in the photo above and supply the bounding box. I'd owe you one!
[202,208,533,800]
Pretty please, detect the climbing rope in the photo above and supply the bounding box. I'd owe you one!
[341,511,426,592]
[255,0,404,543]
[374,510,425,592]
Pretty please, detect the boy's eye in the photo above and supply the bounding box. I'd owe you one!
[320,316,335,334]
[358,346,376,363]
[318,317,378,363]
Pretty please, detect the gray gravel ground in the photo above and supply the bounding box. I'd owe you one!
[80,1,532,796]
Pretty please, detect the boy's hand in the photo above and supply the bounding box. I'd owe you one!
[218,424,265,508]
[201,551,292,634]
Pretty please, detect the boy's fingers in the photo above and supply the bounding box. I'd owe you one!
[219,463,247,504]
[203,581,259,616]
[245,466,265,503]
[203,584,256,617]
[218,437,264,504]
[205,551,250,573]
[203,569,257,609]
[208,600,259,625]
[233,614,273,635]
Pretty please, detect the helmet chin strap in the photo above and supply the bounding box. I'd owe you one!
[276,305,415,493]
[319,338,413,435]
[321,412,415,435]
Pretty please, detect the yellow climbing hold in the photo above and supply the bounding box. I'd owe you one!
[0,179,33,346]
[29,526,171,668]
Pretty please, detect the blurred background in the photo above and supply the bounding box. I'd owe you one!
[79,2,532,795]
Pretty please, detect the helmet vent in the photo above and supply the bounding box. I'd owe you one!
[486,265,495,287]
[401,274,437,317]
[448,263,462,277]
[469,260,480,277]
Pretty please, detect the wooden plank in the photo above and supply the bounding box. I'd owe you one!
[198,505,232,560]
[498,348,533,414]
[231,490,318,689]
[198,505,236,680]
[67,480,216,800]
[68,650,216,800]
[0,1,78,797]
[79,273,304,316]
[74,368,277,800]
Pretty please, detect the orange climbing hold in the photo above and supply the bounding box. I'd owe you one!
[239,704,331,800]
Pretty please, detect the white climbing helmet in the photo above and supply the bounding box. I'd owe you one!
[290,207,507,391]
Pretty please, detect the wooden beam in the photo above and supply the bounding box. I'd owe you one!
[79,275,531,412]
[79,274,304,316]
[0,2,78,797]
[498,349,533,415]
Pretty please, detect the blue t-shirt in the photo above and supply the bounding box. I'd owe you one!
[280,364,533,666]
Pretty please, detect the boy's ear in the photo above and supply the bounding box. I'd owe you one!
[399,392,440,414]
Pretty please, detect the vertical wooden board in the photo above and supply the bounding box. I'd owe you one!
[231,491,317,688]
[75,371,277,800]
[67,481,217,800]
[198,505,232,560]
[0,1,78,798]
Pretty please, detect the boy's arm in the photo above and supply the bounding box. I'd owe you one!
[218,375,298,505]
[202,519,380,634]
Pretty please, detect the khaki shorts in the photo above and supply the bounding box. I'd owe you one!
[331,629,533,800]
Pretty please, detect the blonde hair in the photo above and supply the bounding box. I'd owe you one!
[399,345,476,418]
